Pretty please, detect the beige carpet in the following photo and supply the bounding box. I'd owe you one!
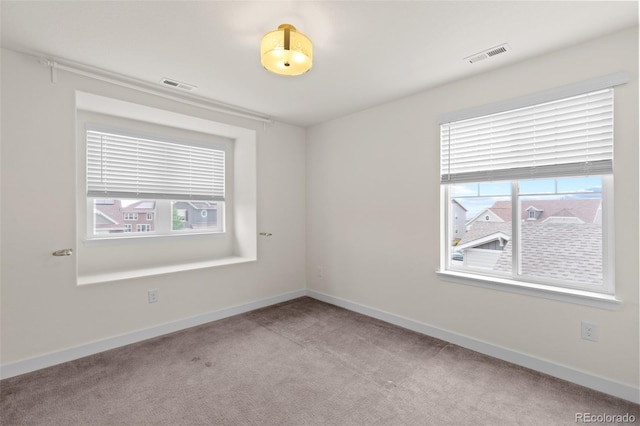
[1,297,638,425]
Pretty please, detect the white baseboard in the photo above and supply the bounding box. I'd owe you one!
[305,289,640,404]
[0,289,306,380]
[3,287,637,404]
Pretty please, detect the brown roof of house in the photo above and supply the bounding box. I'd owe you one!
[488,199,601,224]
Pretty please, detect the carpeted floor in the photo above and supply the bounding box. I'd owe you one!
[1,297,638,425]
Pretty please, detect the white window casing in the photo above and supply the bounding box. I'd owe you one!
[75,91,257,285]
[438,74,627,306]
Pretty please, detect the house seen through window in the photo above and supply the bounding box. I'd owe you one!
[448,177,604,288]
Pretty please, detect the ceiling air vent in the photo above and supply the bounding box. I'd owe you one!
[464,43,511,64]
[160,78,196,91]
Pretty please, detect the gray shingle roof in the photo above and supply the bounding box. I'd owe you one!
[457,222,512,247]
[493,222,602,285]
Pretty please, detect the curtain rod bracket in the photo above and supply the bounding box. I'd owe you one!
[38,58,58,83]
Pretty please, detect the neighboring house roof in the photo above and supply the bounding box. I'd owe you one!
[120,200,156,212]
[542,208,583,223]
[457,232,510,251]
[493,222,602,285]
[466,207,510,225]
[466,198,601,226]
[185,201,217,210]
[452,199,467,212]
[486,206,512,222]
[457,222,511,249]
[95,209,119,225]
[492,199,601,224]
[458,207,602,285]
[94,199,122,226]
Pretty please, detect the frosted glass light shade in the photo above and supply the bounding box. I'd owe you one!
[261,24,313,76]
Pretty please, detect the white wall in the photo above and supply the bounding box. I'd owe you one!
[0,49,307,364]
[307,27,639,389]
[1,26,638,399]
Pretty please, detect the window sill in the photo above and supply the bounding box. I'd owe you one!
[83,231,227,247]
[436,270,621,310]
[77,256,255,286]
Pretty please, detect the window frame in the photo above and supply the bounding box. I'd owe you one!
[75,91,258,286]
[136,223,151,232]
[83,124,229,241]
[441,176,614,296]
[436,73,628,308]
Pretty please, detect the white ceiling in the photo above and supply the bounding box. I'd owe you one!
[1,1,637,127]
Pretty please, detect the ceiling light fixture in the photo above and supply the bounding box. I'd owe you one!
[261,24,313,76]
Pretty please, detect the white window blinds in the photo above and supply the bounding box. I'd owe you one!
[440,88,613,183]
[87,129,225,201]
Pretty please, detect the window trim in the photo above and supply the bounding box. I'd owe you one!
[83,123,229,240]
[436,74,628,306]
[88,198,225,240]
[442,177,614,291]
[75,91,257,285]
[437,72,629,124]
[436,269,621,310]
[440,176,615,308]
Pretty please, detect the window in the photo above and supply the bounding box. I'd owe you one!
[86,128,225,238]
[137,224,151,232]
[171,201,219,231]
[441,88,614,295]
[76,92,257,285]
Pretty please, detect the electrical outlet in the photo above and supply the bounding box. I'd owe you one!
[148,289,159,304]
[581,321,598,341]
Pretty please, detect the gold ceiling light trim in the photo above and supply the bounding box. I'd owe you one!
[261,24,313,76]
